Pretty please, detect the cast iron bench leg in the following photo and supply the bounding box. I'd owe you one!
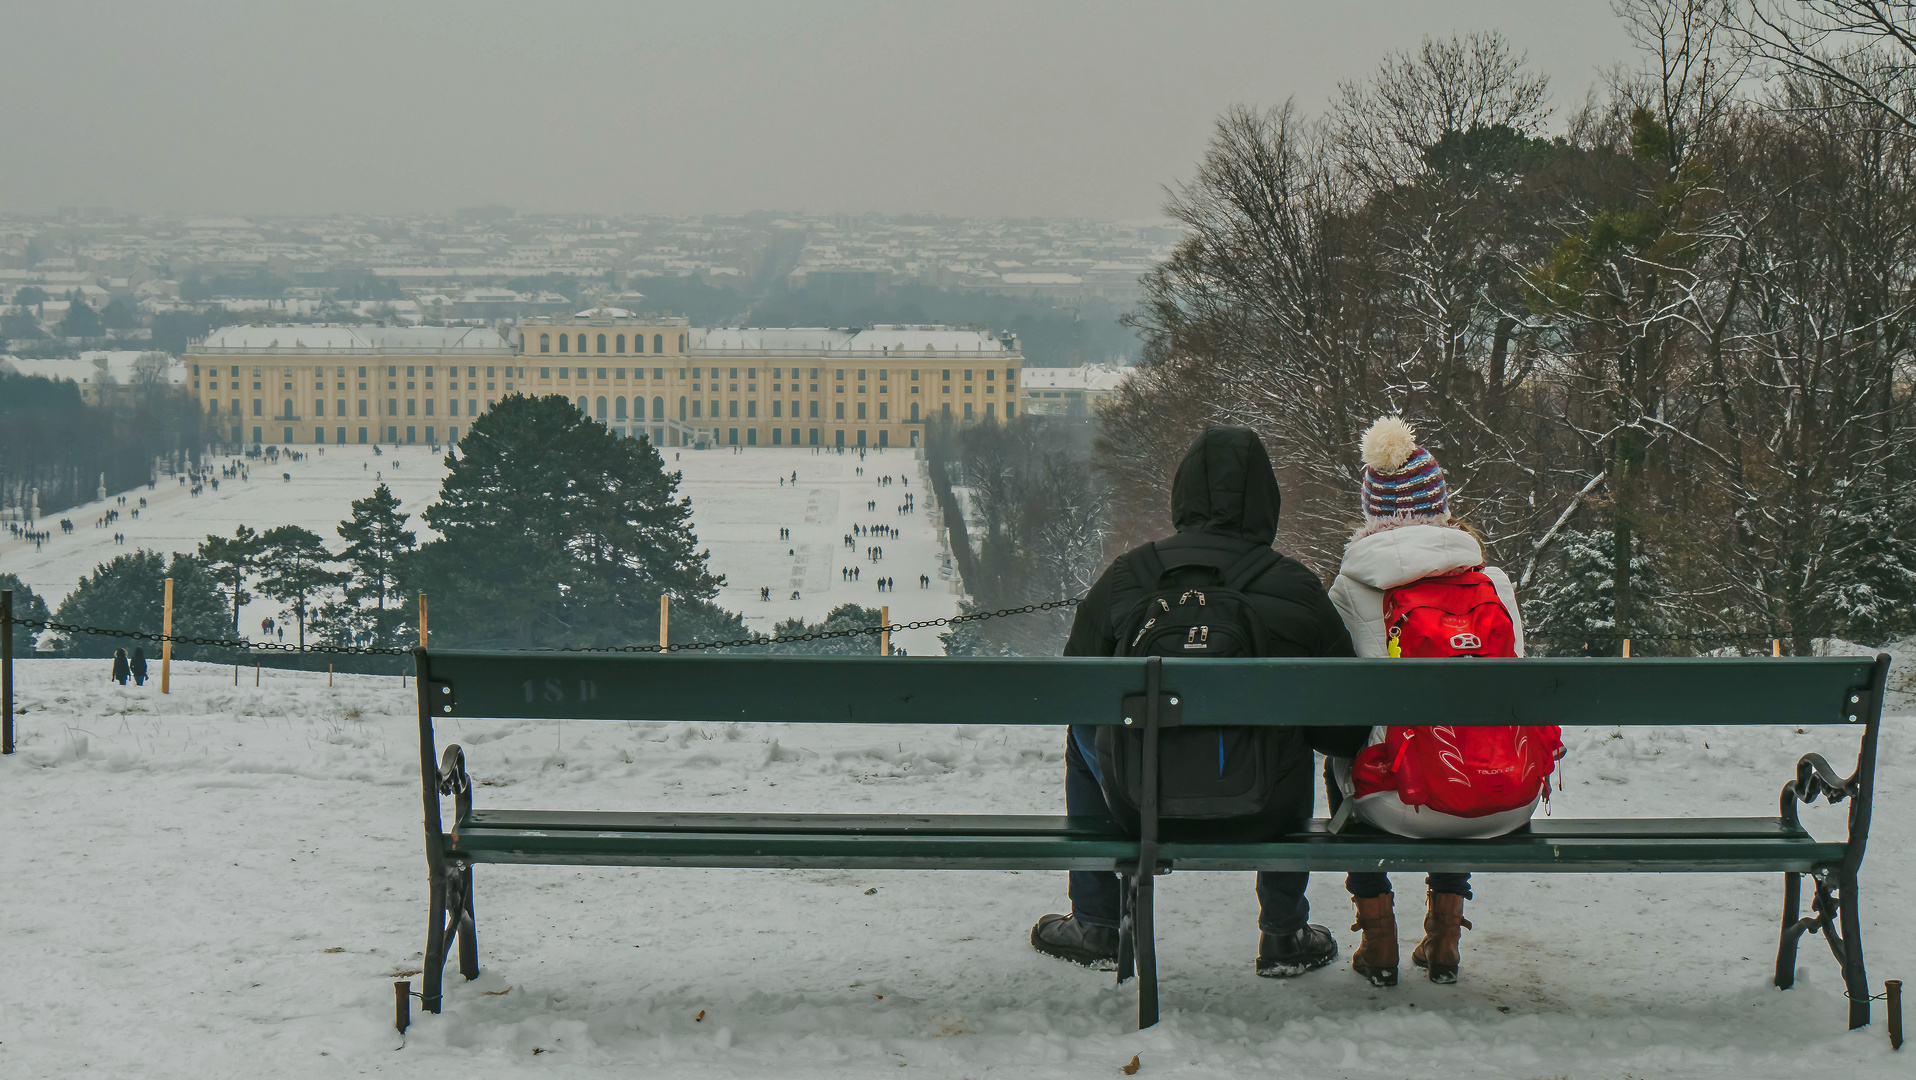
[458,865,480,981]
[423,869,448,1013]
[1774,871,1805,989]
[423,862,479,1013]
[1134,871,1158,1029]
[1839,869,1870,1030]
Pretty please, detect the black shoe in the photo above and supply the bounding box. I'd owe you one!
[1256,924,1338,978]
[1030,913,1120,970]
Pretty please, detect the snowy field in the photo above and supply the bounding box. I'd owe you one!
[0,443,960,654]
[1,653,1912,1078]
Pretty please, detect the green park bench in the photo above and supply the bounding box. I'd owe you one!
[408,649,1892,1031]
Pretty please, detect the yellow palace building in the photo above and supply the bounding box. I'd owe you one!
[185,310,1023,449]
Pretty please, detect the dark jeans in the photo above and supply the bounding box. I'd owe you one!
[1323,758,1471,900]
[1065,731,1311,936]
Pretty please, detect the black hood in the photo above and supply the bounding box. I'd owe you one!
[1169,427,1281,543]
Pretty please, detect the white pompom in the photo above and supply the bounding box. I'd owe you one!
[1361,416,1418,473]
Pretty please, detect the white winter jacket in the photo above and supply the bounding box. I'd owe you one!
[1326,522,1534,838]
[1328,523,1525,658]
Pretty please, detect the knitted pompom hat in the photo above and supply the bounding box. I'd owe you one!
[1359,416,1449,524]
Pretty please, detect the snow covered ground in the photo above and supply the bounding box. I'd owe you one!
[1,652,1911,1078]
[0,443,960,654]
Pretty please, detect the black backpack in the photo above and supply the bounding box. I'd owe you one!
[1095,542,1302,832]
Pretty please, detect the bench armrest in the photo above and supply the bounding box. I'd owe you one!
[438,745,472,828]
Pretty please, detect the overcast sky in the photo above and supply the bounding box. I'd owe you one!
[2,1,1637,220]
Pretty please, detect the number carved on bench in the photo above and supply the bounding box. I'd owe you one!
[521,679,599,703]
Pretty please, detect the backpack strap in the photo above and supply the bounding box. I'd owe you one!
[1221,547,1283,592]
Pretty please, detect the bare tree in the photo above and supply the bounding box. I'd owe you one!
[1735,1,1916,132]
[1330,32,1553,193]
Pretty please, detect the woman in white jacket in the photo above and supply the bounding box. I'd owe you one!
[1324,416,1527,987]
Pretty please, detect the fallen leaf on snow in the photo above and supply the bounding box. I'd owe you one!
[865,887,877,895]
[483,987,511,996]
[389,969,423,978]
[695,1009,706,1022]
[1121,1054,1141,1075]
[321,947,344,954]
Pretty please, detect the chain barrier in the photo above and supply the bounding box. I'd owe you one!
[2,596,1087,656]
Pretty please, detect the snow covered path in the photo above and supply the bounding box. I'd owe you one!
[1,656,1911,1078]
[0,444,959,654]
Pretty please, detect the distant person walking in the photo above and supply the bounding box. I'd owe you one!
[130,647,149,687]
[111,648,131,686]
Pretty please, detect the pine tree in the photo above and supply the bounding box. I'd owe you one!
[0,573,51,656]
[52,551,230,659]
[197,525,261,636]
[1816,469,1916,646]
[1524,527,1667,654]
[767,604,885,656]
[334,483,417,647]
[410,394,733,649]
[256,525,347,650]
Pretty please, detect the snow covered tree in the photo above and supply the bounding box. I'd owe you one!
[52,551,229,660]
[197,525,260,636]
[1815,469,1916,646]
[767,604,885,655]
[329,483,417,648]
[410,394,737,649]
[1523,527,1667,655]
[256,525,347,650]
[0,573,50,656]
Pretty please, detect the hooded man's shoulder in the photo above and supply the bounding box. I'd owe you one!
[1246,551,1335,600]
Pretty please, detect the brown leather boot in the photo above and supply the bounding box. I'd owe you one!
[1411,891,1471,983]
[1349,893,1398,987]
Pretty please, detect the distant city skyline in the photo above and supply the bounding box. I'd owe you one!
[2,1,1635,220]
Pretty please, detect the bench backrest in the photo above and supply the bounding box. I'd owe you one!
[416,652,1883,729]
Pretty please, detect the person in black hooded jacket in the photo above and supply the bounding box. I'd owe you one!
[1030,426,1354,977]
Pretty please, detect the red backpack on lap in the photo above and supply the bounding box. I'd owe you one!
[1349,568,1561,820]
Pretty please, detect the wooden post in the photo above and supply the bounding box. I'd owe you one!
[160,577,174,694]
[3,589,13,755]
[255,661,260,687]
[1621,638,1631,658]
[881,605,890,657]
[328,663,333,687]
[1887,979,1903,1050]
[1773,639,1781,657]
[659,594,670,652]
[418,593,428,649]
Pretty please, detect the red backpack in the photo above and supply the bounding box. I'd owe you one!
[1349,567,1562,818]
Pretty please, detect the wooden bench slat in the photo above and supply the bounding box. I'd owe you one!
[446,824,1842,874]
[423,652,1878,728]
[460,810,1123,836]
[456,810,1810,840]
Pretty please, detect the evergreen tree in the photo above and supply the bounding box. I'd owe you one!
[0,573,51,656]
[334,483,417,647]
[767,603,885,655]
[58,298,101,339]
[1816,469,1916,646]
[256,525,347,649]
[1523,526,1667,654]
[410,394,735,648]
[52,551,230,659]
[197,525,261,635]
